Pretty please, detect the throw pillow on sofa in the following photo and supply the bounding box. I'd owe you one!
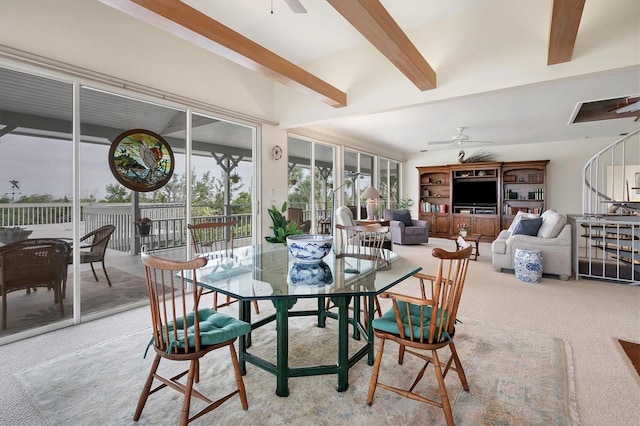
[393,211,413,227]
[537,209,567,238]
[508,211,539,233]
[512,217,543,236]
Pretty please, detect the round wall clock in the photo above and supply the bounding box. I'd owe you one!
[108,129,175,192]
[272,145,283,160]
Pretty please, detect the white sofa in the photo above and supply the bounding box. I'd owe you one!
[491,210,572,280]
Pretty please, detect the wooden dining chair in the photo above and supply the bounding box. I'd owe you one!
[366,245,472,426]
[327,223,390,320]
[188,220,259,314]
[135,249,251,425]
[0,238,70,330]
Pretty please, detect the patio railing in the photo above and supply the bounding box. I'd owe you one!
[1,202,252,253]
[0,202,74,226]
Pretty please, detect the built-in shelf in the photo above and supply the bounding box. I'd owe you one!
[417,160,549,239]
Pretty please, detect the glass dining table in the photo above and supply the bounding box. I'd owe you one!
[189,243,422,397]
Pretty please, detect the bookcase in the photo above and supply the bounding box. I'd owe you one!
[501,160,549,229]
[417,160,548,240]
[417,166,451,237]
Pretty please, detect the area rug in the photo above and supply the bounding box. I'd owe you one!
[1,268,147,336]
[15,301,578,426]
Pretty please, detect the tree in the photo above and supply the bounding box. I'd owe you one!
[17,194,54,203]
[231,191,252,214]
[102,184,131,203]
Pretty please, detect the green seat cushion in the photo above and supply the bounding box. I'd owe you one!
[372,303,450,342]
[168,308,251,349]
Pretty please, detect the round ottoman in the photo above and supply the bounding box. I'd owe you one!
[514,248,543,283]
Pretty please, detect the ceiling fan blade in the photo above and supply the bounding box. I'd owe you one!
[284,0,307,13]
[427,141,454,145]
[464,140,494,144]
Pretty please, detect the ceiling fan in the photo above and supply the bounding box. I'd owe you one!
[427,127,494,146]
[284,0,307,13]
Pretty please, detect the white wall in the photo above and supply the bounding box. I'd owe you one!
[607,165,640,202]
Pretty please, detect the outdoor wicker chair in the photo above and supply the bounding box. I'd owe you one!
[0,238,71,330]
[78,224,116,288]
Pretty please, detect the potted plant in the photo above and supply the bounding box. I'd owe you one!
[457,223,469,237]
[134,217,153,236]
[397,195,414,209]
[265,202,303,245]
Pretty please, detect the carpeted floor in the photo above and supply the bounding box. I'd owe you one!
[0,268,147,336]
[15,298,578,426]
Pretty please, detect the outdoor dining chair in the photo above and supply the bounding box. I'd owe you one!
[0,238,71,330]
[77,224,115,289]
[366,245,472,426]
[188,220,259,314]
[135,249,251,425]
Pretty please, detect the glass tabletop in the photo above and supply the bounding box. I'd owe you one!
[191,243,421,300]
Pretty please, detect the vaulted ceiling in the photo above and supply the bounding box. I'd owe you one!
[99,0,640,155]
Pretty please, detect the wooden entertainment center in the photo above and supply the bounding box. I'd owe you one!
[417,160,548,241]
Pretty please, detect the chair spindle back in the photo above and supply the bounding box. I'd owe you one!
[141,251,207,354]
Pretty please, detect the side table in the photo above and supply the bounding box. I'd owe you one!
[450,233,481,260]
[317,219,331,235]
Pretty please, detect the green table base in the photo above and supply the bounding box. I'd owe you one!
[238,296,374,397]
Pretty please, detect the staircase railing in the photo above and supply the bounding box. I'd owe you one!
[582,128,640,215]
[574,129,639,284]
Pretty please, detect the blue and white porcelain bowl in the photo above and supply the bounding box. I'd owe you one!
[287,260,333,287]
[286,234,333,263]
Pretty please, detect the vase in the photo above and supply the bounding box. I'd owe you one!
[137,224,151,236]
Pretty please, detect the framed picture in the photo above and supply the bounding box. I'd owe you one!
[636,172,640,194]
[108,129,174,192]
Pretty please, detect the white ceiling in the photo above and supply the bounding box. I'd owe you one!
[183,0,639,155]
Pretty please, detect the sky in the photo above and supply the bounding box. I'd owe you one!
[0,134,252,201]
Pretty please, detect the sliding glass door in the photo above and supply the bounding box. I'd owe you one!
[0,65,258,342]
[287,136,336,234]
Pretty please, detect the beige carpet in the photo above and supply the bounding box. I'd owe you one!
[15,297,578,426]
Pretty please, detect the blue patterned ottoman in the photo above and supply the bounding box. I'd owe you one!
[514,248,543,283]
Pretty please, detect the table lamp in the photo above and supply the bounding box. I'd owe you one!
[361,186,381,220]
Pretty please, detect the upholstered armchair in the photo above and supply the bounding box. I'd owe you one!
[334,206,357,249]
[491,210,572,280]
[383,209,429,245]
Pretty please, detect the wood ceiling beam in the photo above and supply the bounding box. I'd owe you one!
[548,0,585,65]
[99,0,346,108]
[328,0,436,91]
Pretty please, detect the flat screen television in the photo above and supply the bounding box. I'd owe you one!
[453,180,497,206]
